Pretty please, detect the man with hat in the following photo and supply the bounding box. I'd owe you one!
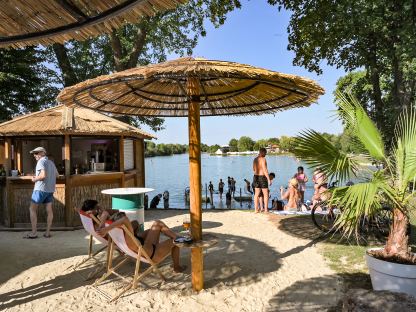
[24,147,58,239]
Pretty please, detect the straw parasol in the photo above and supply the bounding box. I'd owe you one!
[57,56,325,291]
[0,105,155,139]
[0,0,185,48]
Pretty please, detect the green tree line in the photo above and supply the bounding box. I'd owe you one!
[145,142,188,157]
[147,130,360,156]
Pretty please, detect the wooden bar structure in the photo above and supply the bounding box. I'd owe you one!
[0,105,155,229]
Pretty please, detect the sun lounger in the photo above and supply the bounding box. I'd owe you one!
[94,221,169,302]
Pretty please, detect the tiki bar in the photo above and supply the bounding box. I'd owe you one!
[0,105,154,229]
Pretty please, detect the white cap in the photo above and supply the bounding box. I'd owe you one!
[30,147,46,154]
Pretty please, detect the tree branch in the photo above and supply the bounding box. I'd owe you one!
[52,43,78,87]
[127,21,149,69]
[110,29,124,72]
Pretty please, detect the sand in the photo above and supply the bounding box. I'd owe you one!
[0,210,342,311]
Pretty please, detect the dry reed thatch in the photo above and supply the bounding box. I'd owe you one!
[0,105,155,139]
[57,57,325,117]
[0,0,185,48]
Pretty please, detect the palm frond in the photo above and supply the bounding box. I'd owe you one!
[293,129,359,183]
[335,92,386,162]
[328,172,390,238]
[394,106,416,194]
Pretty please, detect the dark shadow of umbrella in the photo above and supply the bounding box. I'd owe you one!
[266,273,371,312]
[0,232,281,306]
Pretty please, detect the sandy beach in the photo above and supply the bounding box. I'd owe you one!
[0,210,341,311]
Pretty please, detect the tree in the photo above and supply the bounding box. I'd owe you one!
[279,136,296,152]
[0,47,59,122]
[208,144,221,153]
[228,138,238,152]
[237,136,255,151]
[253,139,268,151]
[49,0,242,131]
[269,0,416,140]
[293,92,416,263]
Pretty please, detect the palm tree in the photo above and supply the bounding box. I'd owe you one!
[293,92,416,263]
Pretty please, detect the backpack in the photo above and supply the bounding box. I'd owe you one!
[272,199,284,211]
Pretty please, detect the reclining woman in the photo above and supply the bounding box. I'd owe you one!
[81,199,186,273]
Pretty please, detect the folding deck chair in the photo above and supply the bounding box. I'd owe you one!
[72,210,110,279]
[94,221,169,302]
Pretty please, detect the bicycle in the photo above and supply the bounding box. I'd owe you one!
[311,201,393,237]
[310,181,393,238]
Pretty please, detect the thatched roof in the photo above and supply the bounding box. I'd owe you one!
[57,57,325,117]
[0,0,185,48]
[0,105,155,139]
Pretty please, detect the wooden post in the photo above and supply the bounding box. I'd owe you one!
[135,139,145,187]
[16,140,22,173]
[64,135,72,227]
[119,136,125,187]
[4,138,12,175]
[187,77,204,291]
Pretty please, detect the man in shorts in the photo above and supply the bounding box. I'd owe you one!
[25,147,58,238]
[253,147,272,213]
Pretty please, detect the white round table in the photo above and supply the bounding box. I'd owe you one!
[102,187,154,231]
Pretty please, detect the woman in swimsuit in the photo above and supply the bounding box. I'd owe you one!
[280,178,301,211]
[82,200,185,272]
[293,166,308,203]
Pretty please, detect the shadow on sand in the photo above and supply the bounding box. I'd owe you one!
[0,231,281,308]
[267,272,371,312]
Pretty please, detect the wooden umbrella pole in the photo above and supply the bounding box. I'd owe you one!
[187,77,203,291]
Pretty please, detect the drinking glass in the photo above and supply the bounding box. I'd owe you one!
[182,217,191,235]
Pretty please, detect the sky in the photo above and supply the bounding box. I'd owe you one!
[141,1,346,145]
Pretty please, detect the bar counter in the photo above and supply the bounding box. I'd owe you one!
[0,170,139,229]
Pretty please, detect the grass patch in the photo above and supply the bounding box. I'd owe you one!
[319,213,416,291]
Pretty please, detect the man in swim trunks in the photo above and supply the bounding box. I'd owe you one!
[253,147,272,213]
[218,179,225,200]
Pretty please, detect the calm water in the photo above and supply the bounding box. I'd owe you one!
[145,153,315,209]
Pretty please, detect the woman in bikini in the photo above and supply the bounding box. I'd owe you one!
[280,178,301,211]
[81,199,185,272]
[293,166,308,203]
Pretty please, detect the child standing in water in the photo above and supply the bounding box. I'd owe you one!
[293,166,308,203]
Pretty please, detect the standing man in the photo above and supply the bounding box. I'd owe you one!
[208,181,214,207]
[230,177,236,198]
[253,147,272,213]
[227,176,232,192]
[163,190,170,209]
[218,179,225,200]
[25,147,58,239]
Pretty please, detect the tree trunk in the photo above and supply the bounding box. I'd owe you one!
[52,43,78,87]
[367,35,384,133]
[383,207,412,261]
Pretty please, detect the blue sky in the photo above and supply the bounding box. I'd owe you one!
[141,1,346,145]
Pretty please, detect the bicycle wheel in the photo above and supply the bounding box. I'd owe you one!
[365,207,393,238]
[311,202,338,233]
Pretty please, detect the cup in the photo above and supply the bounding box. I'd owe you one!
[11,170,18,177]
[182,217,191,235]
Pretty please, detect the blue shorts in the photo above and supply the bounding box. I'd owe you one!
[31,191,54,204]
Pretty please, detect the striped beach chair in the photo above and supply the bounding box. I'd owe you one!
[94,220,168,302]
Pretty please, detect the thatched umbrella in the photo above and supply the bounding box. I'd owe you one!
[57,57,324,291]
[0,0,185,48]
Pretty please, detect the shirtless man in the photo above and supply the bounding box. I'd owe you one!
[253,147,272,213]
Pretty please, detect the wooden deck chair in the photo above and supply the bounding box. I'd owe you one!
[72,210,109,279]
[94,221,169,302]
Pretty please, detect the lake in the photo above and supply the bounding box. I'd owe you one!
[145,153,316,209]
